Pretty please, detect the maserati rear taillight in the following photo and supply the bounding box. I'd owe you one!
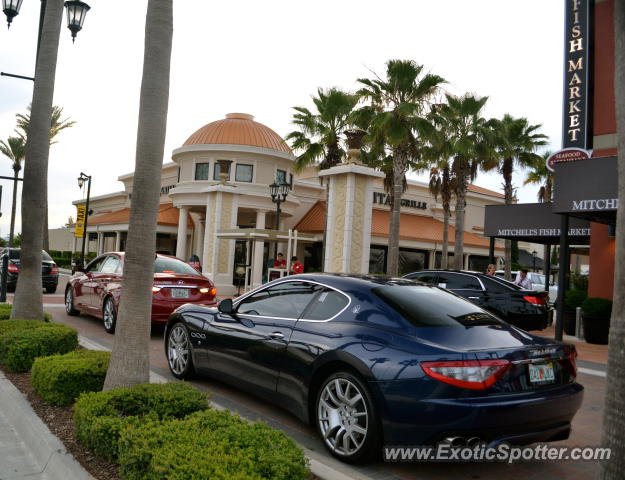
[420,359,511,390]
[561,350,578,377]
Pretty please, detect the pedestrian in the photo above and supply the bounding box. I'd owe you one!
[290,256,304,275]
[274,252,286,269]
[486,264,496,275]
[514,269,533,289]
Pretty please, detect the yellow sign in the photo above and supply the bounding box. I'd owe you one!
[75,205,86,238]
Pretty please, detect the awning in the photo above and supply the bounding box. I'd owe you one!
[484,203,590,244]
[89,203,193,228]
[552,156,618,224]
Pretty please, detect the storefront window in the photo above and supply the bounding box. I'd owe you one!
[195,163,209,180]
[369,246,387,274]
[236,164,254,182]
[398,249,428,276]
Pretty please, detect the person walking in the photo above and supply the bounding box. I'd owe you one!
[290,256,304,274]
[514,269,533,289]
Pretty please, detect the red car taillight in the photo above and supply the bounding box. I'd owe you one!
[523,294,547,306]
[51,266,59,275]
[420,359,511,390]
[199,286,217,296]
[8,263,18,274]
[561,350,578,377]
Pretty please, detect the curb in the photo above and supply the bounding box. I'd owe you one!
[0,370,94,480]
[78,335,377,480]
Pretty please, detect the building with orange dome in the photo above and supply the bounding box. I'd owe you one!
[73,113,506,294]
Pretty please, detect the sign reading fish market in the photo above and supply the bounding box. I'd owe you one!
[563,0,591,149]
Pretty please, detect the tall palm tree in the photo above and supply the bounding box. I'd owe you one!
[432,93,489,270]
[523,150,553,203]
[485,114,547,279]
[356,60,445,275]
[602,1,625,477]
[103,0,173,390]
[0,136,26,247]
[15,104,75,251]
[11,0,65,321]
[286,88,357,268]
[428,163,453,268]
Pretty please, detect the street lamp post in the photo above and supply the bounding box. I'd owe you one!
[532,250,538,273]
[0,162,24,302]
[269,181,289,259]
[77,172,91,268]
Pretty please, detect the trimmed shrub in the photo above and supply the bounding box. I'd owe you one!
[564,289,587,311]
[32,350,111,406]
[582,297,613,317]
[118,409,309,480]
[0,303,12,320]
[73,382,210,460]
[0,320,78,372]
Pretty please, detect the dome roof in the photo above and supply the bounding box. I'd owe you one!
[183,113,292,154]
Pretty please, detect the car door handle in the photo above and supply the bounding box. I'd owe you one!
[268,332,284,340]
[467,296,480,300]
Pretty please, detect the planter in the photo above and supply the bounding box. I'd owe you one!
[582,314,610,345]
[562,309,578,336]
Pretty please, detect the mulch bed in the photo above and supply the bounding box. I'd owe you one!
[1,368,119,480]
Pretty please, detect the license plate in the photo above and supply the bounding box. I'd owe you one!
[171,288,189,299]
[529,362,555,383]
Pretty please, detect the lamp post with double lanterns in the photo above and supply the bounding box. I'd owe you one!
[77,172,91,268]
[269,180,290,260]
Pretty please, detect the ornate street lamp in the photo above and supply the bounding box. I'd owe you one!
[269,180,290,259]
[2,0,23,28]
[64,0,90,42]
[77,172,91,268]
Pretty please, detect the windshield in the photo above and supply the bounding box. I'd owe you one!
[6,249,52,261]
[372,285,502,327]
[154,257,200,275]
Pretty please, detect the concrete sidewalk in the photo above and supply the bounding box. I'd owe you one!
[0,370,93,480]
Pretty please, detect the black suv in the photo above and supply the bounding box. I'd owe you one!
[0,248,59,293]
[404,270,549,331]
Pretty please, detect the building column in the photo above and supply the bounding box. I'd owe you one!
[429,250,436,269]
[72,235,77,255]
[252,210,267,288]
[97,232,104,255]
[115,231,122,251]
[194,217,205,260]
[319,163,385,274]
[176,206,189,259]
[464,254,470,270]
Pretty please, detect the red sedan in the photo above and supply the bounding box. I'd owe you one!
[65,252,217,333]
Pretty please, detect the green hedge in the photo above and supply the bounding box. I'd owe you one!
[32,350,111,406]
[0,303,12,320]
[118,409,309,480]
[0,320,78,372]
[73,382,210,460]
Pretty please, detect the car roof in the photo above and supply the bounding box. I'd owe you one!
[271,273,424,292]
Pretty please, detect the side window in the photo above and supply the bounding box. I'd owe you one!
[481,276,512,293]
[86,256,106,273]
[303,288,349,321]
[454,275,482,290]
[436,272,470,289]
[194,163,209,180]
[236,282,320,319]
[100,256,121,274]
[406,272,438,284]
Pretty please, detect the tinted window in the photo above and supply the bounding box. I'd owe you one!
[489,276,522,291]
[437,272,481,290]
[303,288,349,320]
[237,281,319,319]
[481,276,514,293]
[100,256,121,274]
[235,164,253,182]
[5,249,52,261]
[405,272,438,284]
[373,286,501,327]
[195,162,209,180]
[154,257,199,275]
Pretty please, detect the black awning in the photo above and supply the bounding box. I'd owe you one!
[552,155,618,224]
[484,203,590,244]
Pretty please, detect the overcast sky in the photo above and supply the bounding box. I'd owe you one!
[0,0,565,234]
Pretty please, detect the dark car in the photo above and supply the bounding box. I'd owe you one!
[65,252,217,333]
[404,270,550,331]
[0,248,59,293]
[164,274,583,463]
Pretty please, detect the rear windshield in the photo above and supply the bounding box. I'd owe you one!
[154,257,199,275]
[372,285,502,327]
[6,249,52,261]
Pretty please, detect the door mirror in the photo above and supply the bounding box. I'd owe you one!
[218,298,234,315]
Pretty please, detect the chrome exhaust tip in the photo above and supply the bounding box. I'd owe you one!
[442,436,466,447]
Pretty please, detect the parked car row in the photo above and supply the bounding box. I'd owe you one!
[0,248,59,293]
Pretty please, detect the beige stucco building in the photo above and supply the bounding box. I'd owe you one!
[72,113,504,294]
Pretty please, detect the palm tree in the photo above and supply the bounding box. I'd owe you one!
[11,0,65,321]
[601,1,625,477]
[356,60,445,275]
[485,114,547,279]
[523,150,553,203]
[0,136,26,248]
[285,88,358,268]
[14,104,75,251]
[432,93,490,270]
[428,163,453,268]
[103,0,173,390]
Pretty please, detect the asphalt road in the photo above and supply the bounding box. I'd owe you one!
[39,274,605,480]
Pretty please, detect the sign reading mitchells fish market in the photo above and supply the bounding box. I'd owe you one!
[563,0,591,149]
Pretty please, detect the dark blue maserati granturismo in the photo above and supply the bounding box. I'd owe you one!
[164,274,583,462]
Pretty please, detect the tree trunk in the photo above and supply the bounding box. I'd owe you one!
[43,202,49,251]
[103,0,173,390]
[453,191,465,270]
[441,208,449,269]
[601,2,625,477]
[387,150,405,276]
[11,0,64,321]
[502,157,514,280]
